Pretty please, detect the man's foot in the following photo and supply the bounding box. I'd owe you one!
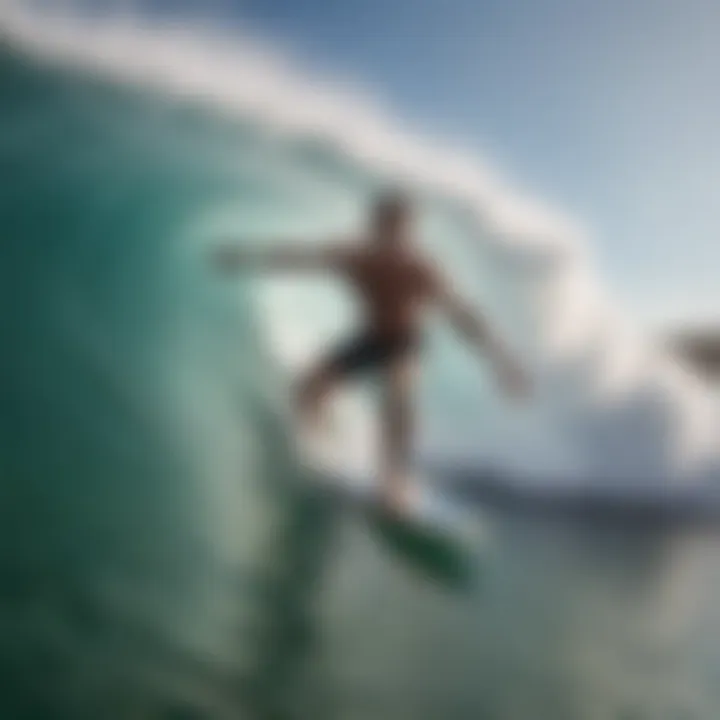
[380,476,414,517]
[296,401,337,446]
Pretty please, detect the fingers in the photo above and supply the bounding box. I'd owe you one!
[210,245,242,272]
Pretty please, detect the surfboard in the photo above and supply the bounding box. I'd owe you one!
[294,424,482,589]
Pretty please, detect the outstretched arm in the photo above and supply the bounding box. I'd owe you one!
[433,277,530,398]
[211,242,351,274]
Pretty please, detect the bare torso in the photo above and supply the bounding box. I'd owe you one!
[342,243,436,338]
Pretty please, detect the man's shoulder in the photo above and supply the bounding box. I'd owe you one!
[411,250,436,274]
[414,254,442,294]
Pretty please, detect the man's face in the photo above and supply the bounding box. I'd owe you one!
[374,200,411,246]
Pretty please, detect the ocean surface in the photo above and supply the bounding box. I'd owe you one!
[2,6,720,719]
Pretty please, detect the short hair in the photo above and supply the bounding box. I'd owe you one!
[373,189,411,220]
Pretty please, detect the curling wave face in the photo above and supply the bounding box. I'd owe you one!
[1,3,719,513]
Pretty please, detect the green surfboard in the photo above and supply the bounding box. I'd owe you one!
[295,422,484,590]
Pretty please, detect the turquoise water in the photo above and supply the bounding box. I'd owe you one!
[3,36,720,720]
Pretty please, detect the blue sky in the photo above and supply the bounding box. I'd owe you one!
[156,0,720,329]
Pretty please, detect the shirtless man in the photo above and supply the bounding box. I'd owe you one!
[213,191,529,514]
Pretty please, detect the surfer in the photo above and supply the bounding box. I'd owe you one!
[213,191,530,514]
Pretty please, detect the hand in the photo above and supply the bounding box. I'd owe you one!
[210,244,244,273]
[379,473,414,517]
[496,359,531,400]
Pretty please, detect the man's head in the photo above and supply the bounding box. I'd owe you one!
[371,190,412,246]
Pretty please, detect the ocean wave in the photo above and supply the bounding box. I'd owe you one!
[2,0,718,488]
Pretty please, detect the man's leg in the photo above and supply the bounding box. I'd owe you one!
[380,355,417,513]
[295,333,375,432]
[294,359,339,433]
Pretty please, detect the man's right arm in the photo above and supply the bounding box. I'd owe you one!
[211,242,353,275]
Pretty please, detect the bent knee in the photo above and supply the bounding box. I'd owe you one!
[296,365,337,402]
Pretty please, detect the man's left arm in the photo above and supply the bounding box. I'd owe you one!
[431,272,530,398]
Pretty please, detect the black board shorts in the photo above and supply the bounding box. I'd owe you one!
[329,329,421,377]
